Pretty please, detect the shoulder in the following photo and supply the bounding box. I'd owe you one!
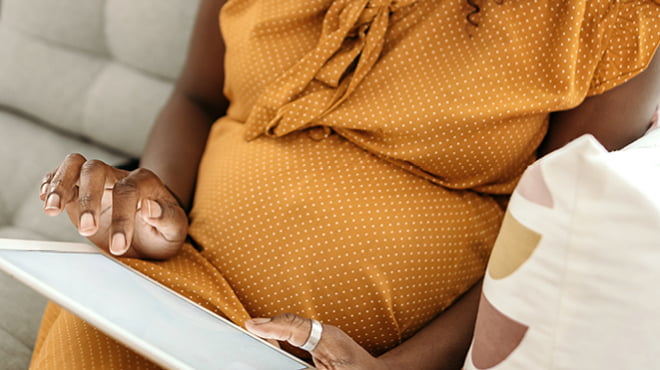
[540,47,660,155]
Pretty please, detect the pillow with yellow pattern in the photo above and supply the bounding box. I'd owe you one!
[463,132,660,370]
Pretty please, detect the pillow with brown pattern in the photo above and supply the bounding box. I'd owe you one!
[463,132,660,370]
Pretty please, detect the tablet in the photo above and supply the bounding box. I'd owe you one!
[0,238,314,370]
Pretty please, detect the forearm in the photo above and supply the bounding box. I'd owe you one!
[140,0,228,211]
[140,91,222,211]
[379,280,482,370]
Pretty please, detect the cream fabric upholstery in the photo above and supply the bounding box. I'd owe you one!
[0,0,198,367]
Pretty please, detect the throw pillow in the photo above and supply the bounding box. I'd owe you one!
[463,132,660,370]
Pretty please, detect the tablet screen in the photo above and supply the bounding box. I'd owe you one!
[0,240,312,370]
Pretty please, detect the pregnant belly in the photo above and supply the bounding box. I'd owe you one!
[188,117,503,355]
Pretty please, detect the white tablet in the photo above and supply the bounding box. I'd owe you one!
[0,238,314,370]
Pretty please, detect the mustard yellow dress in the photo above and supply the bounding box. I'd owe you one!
[30,0,660,368]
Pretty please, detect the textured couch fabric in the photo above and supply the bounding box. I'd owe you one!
[0,0,198,368]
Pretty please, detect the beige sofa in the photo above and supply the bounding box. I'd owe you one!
[0,0,198,368]
[2,0,659,369]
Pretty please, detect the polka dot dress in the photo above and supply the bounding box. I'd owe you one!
[31,0,660,368]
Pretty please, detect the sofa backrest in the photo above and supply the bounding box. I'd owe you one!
[0,0,199,157]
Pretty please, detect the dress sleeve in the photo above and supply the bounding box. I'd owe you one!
[587,0,660,96]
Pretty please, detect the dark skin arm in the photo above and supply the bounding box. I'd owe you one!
[141,0,229,210]
[377,281,482,369]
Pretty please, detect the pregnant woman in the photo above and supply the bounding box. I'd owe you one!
[34,0,660,368]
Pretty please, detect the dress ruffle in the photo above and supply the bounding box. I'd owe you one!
[243,0,417,140]
[588,0,660,95]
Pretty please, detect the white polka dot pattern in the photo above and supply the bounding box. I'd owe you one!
[30,0,660,367]
[190,119,501,353]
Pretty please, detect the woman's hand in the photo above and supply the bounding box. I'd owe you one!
[246,313,391,370]
[40,153,188,260]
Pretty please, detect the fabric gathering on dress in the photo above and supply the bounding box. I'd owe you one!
[30,0,660,368]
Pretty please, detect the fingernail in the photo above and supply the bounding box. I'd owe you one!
[79,213,96,235]
[45,193,61,210]
[146,200,162,219]
[248,318,272,325]
[110,233,128,255]
[40,183,49,196]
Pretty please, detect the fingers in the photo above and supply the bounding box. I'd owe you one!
[42,153,87,216]
[246,314,385,370]
[77,160,109,236]
[246,314,314,349]
[109,169,155,255]
[41,155,188,259]
[110,168,187,259]
[138,198,187,243]
[39,172,53,201]
[42,155,121,238]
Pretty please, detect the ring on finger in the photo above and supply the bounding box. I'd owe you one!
[299,319,323,352]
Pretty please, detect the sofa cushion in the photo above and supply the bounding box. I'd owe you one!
[0,111,126,242]
[0,29,106,145]
[106,0,198,80]
[0,0,198,157]
[1,0,106,55]
[81,64,175,157]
